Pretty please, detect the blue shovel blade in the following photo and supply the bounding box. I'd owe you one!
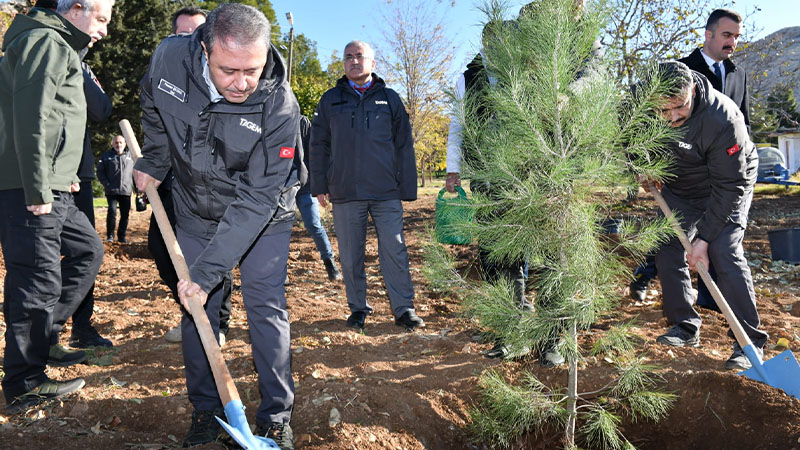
[216,400,280,449]
[740,348,800,400]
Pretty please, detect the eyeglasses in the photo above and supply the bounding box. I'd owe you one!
[345,54,371,62]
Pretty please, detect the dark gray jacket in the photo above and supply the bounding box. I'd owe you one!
[310,75,417,203]
[666,71,757,242]
[97,148,134,196]
[134,28,302,292]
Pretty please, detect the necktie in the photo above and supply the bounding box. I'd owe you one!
[713,62,724,92]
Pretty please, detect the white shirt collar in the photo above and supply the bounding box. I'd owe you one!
[202,52,224,103]
[700,48,723,72]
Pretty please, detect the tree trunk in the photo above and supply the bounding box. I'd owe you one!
[565,320,578,447]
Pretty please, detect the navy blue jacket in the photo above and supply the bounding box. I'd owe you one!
[135,28,302,292]
[310,75,416,203]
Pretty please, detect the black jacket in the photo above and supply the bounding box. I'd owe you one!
[97,149,134,196]
[134,28,302,292]
[666,71,757,242]
[310,75,417,203]
[679,48,749,131]
[77,61,112,181]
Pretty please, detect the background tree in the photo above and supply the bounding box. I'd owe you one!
[377,0,454,186]
[604,0,760,83]
[85,0,173,153]
[276,32,332,117]
[425,0,677,447]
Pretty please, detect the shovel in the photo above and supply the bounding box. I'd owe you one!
[120,120,279,449]
[649,183,800,399]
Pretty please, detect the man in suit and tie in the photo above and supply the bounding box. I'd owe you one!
[679,8,748,131]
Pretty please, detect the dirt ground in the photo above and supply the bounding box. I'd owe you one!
[1,186,800,450]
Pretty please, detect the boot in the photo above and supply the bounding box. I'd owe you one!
[323,258,341,281]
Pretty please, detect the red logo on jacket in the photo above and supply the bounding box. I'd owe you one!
[280,147,295,159]
[726,144,740,156]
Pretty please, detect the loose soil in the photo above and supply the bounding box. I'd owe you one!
[1,186,800,450]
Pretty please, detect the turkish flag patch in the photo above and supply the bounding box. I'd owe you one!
[726,144,740,156]
[279,147,295,159]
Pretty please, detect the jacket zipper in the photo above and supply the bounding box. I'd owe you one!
[183,125,193,154]
[51,120,67,171]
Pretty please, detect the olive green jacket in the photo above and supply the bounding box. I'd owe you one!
[0,7,91,205]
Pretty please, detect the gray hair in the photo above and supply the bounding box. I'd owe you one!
[344,40,375,59]
[203,3,270,54]
[56,0,113,15]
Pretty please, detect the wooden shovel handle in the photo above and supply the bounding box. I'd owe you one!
[120,119,239,406]
[648,183,754,351]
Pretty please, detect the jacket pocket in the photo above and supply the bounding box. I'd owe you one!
[214,137,255,172]
[51,120,67,171]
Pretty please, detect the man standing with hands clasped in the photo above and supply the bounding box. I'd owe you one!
[310,40,423,331]
[133,4,300,447]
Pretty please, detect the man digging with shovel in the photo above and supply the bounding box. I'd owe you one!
[133,4,301,447]
[639,61,767,371]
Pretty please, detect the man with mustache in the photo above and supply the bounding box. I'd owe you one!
[640,61,765,371]
[310,40,423,332]
[133,4,300,447]
[630,8,749,305]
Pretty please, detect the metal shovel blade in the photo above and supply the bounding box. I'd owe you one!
[740,348,800,400]
[216,400,280,449]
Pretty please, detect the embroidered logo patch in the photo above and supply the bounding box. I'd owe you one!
[678,141,692,150]
[375,100,388,105]
[158,78,186,102]
[239,118,262,134]
[280,147,295,159]
[726,144,741,156]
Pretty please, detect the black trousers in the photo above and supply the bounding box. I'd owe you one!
[106,194,131,240]
[655,187,767,348]
[59,180,97,332]
[0,189,103,402]
[147,188,231,332]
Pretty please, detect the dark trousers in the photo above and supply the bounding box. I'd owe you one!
[147,188,231,332]
[655,187,767,348]
[0,189,103,402]
[106,194,130,240]
[178,227,293,424]
[60,181,97,332]
[332,200,415,318]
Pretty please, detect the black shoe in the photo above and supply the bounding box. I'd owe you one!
[539,340,565,368]
[70,325,113,348]
[5,377,85,414]
[629,277,649,301]
[346,311,367,330]
[48,344,87,367]
[518,297,534,313]
[105,236,114,242]
[118,237,128,244]
[182,408,224,447]
[256,422,294,450]
[656,325,700,348]
[725,342,762,371]
[323,258,341,281]
[395,310,424,331]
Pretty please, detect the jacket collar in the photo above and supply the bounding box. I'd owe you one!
[2,7,91,52]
